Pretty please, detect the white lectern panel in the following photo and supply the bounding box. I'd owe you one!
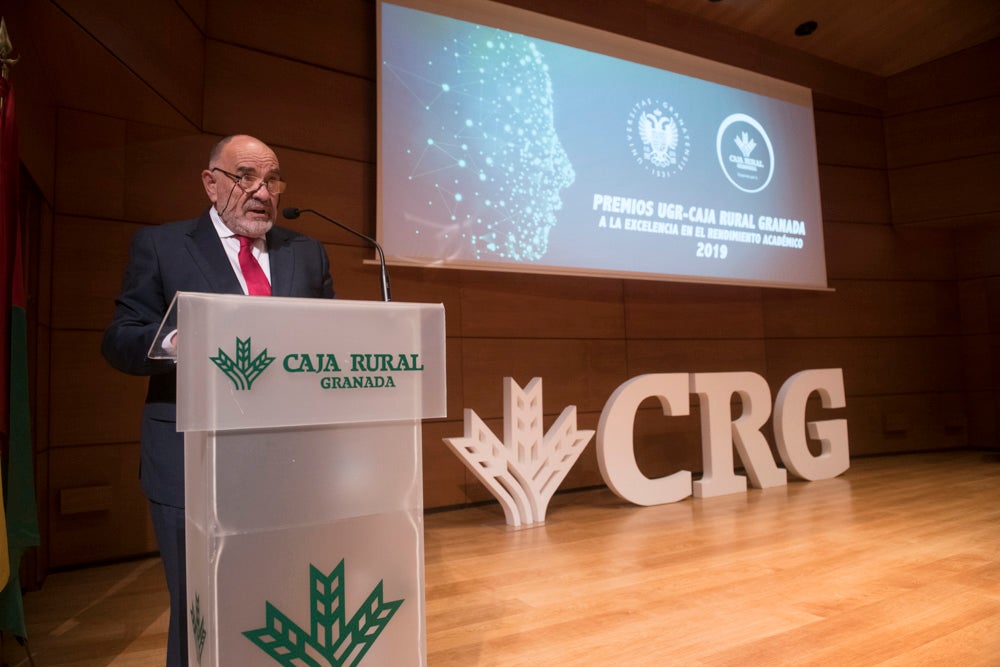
[177,294,443,667]
[176,293,446,431]
[188,510,423,666]
[186,422,422,533]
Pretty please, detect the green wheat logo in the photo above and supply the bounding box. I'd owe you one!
[190,593,207,664]
[210,337,275,390]
[243,560,403,666]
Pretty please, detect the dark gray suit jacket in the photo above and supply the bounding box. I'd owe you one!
[102,211,335,507]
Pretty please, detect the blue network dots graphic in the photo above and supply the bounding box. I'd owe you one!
[384,24,575,261]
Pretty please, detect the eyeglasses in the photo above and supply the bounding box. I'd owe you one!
[211,167,287,195]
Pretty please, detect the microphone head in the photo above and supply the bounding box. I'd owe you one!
[282,207,301,220]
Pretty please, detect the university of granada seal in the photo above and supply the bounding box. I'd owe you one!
[626,98,690,178]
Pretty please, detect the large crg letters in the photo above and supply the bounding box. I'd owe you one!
[597,374,692,506]
[598,369,848,506]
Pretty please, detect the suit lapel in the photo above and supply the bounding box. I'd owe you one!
[267,227,296,296]
[186,212,244,294]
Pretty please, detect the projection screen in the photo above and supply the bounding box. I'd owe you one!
[377,0,829,290]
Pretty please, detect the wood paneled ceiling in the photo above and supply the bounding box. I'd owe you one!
[646,0,1000,77]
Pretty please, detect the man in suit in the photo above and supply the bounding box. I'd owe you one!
[102,134,335,666]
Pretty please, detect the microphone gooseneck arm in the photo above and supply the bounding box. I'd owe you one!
[282,207,391,302]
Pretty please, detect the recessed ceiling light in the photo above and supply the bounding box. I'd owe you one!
[795,20,818,36]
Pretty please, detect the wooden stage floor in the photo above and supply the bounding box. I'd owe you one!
[6,450,1000,666]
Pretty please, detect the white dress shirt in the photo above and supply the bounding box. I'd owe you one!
[209,206,272,294]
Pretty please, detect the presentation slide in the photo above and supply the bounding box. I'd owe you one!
[378,0,828,290]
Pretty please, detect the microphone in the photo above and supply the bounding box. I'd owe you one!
[283,207,391,302]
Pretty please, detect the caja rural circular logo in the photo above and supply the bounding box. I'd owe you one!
[716,113,775,193]
[627,98,690,178]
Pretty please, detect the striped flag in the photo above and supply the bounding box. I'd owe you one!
[0,75,40,639]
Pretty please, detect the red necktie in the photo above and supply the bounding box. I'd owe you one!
[237,236,271,296]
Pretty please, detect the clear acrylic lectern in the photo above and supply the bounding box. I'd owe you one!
[166,292,445,666]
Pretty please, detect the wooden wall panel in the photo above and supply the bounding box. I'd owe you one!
[386,265,466,329]
[954,224,1000,281]
[58,116,214,225]
[277,151,375,242]
[964,391,998,448]
[627,339,768,377]
[29,190,55,582]
[48,443,156,568]
[883,36,998,473]
[885,97,1000,169]
[459,272,626,339]
[327,246,465,332]
[422,420,471,508]
[443,339,467,423]
[207,0,375,79]
[962,334,994,392]
[762,279,961,338]
[31,447,50,588]
[814,110,886,169]
[33,322,52,458]
[958,258,997,446]
[52,218,142,331]
[987,277,1000,386]
[993,349,1000,406]
[562,410,605,489]
[318,240,383,301]
[818,166,891,223]
[34,200,55,329]
[55,111,127,220]
[845,394,969,455]
[178,0,207,30]
[886,39,1000,115]
[990,279,1000,331]
[822,222,955,281]
[812,94,883,118]
[889,154,1000,224]
[203,41,374,162]
[5,0,192,131]
[764,337,963,397]
[50,331,146,447]
[459,339,628,418]
[624,282,764,340]
[959,278,991,334]
[124,127,215,223]
[4,11,59,202]
[56,0,205,125]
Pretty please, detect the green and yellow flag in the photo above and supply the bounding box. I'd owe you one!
[0,73,40,640]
